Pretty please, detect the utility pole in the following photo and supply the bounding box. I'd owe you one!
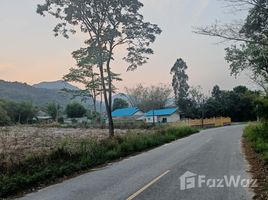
[153,109,155,126]
[201,99,205,128]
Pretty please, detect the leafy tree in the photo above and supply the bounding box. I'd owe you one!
[195,0,268,95]
[187,86,206,118]
[63,51,102,113]
[0,99,18,123]
[257,97,268,121]
[203,85,259,122]
[170,58,190,116]
[66,102,86,118]
[46,102,61,121]
[37,0,161,136]
[17,102,37,124]
[0,100,38,124]
[0,105,11,126]
[211,85,221,99]
[113,98,129,111]
[125,84,172,112]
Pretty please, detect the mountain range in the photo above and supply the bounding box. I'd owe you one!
[0,79,175,110]
[0,80,93,108]
[32,80,79,91]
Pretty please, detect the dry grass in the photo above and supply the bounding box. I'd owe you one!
[0,125,148,168]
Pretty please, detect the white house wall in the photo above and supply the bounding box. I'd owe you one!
[145,113,180,123]
[145,116,158,123]
[159,113,180,123]
[134,111,144,116]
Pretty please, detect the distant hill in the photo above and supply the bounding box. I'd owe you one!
[0,80,175,111]
[32,80,79,91]
[0,80,86,108]
[0,80,111,112]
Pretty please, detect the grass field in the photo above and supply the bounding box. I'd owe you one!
[0,125,198,198]
[0,126,149,168]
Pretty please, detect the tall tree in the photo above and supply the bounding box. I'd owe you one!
[17,102,37,124]
[211,85,221,100]
[0,106,11,126]
[37,0,161,136]
[187,86,206,119]
[204,85,259,122]
[170,58,190,116]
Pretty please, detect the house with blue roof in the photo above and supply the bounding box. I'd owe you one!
[112,107,144,120]
[145,108,180,123]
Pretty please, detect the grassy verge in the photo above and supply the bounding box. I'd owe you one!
[243,122,268,163]
[0,126,198,198]
[243,122,268,199]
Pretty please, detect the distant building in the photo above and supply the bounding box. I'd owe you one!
[112,107,144,121]
[145,108,180,123]
[36,111,52,122]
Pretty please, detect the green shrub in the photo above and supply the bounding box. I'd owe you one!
[244,123,268,163]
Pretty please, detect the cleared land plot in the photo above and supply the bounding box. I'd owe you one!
[0,126,149,167]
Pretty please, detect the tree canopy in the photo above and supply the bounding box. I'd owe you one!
[112,98,129,111]
[46,102,61,121]
[170,58,190,116]
[125,84,172,112]
[65,102,86,118]
[195,0,268,95]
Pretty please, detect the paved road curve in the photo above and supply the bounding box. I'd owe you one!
[18,125,253,200]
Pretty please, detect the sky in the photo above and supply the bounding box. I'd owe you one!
[0,0,257,94]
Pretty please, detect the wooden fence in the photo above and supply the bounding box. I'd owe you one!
[172,117,232,128]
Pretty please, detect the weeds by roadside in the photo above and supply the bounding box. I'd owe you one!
[243,122,268,200]
[244,123,268,164]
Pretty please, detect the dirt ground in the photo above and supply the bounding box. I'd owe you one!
[0,126,148,166]
[243,138,268,200]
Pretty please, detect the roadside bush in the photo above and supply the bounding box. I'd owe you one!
[257,98,268,121]
[244,123,268,164]
[0,126,198,198]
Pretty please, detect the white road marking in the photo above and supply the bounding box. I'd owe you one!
[126,170,170,200]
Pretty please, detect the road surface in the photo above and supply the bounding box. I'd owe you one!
[18,125,253,200]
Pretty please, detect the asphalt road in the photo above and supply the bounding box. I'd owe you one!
[18,125,253,200]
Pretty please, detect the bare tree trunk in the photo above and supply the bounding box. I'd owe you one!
[100,92,103,124]
[97,53,114,136]
[94,33,115,136]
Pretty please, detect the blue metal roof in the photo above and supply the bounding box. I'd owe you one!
[145,108,177,117]
[112,107,140,117]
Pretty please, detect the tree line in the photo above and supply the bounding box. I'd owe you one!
[0,100,94,126]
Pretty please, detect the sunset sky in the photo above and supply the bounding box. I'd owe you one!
[0,0,257,94]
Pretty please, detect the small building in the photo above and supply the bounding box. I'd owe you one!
[35,111,52,123]
[145,108,180,123]
[112,107,144,121]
